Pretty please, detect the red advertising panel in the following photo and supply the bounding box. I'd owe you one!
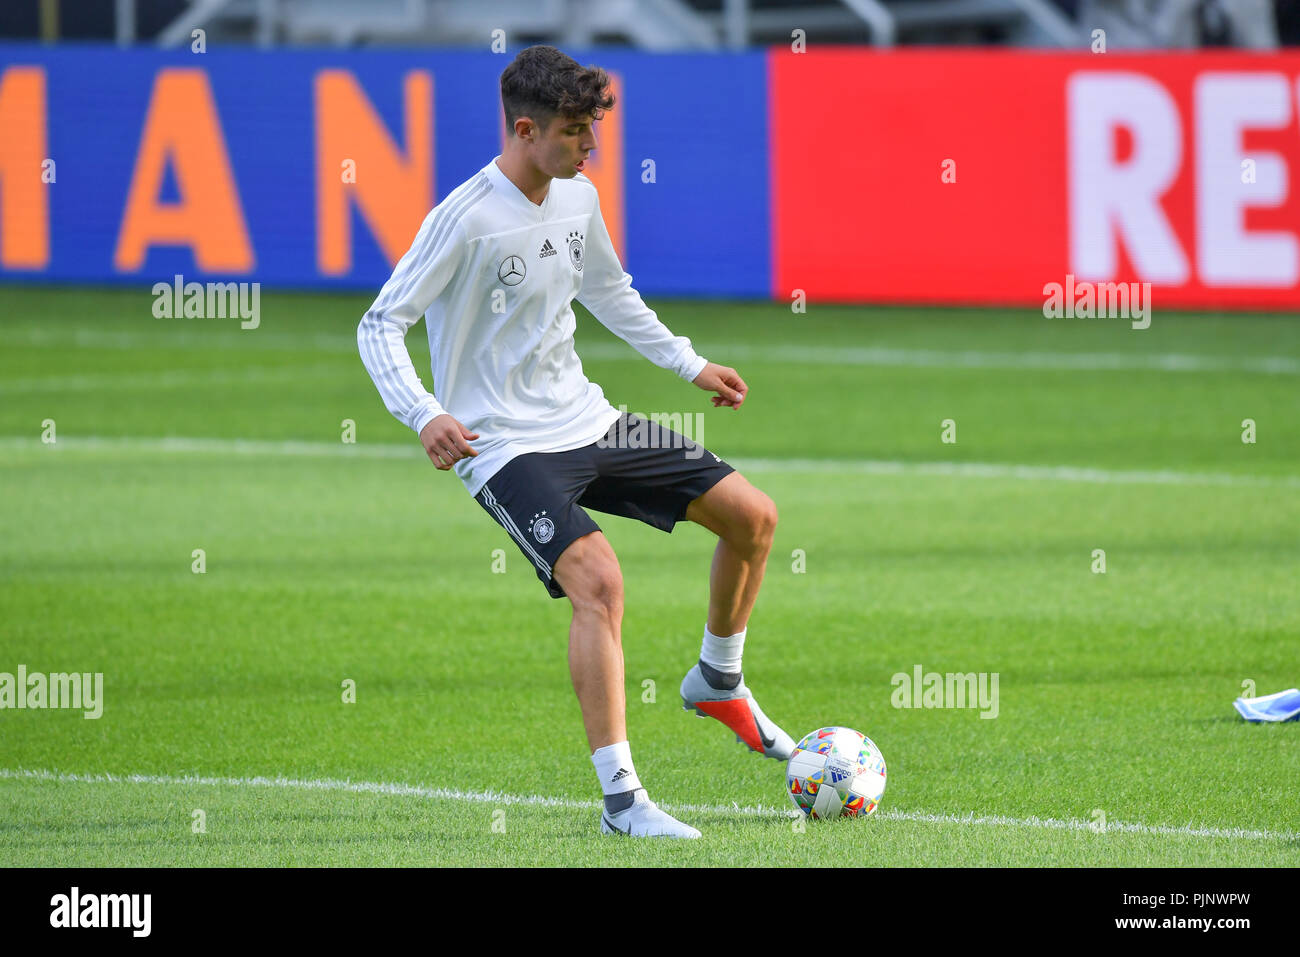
[770,49,1300,309]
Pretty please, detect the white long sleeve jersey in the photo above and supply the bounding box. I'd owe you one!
[357,156,709,498]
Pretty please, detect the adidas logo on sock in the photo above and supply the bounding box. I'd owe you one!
[610,767,630,783]
[539,239,557,258]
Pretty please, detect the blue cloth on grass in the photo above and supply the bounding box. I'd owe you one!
[1233,688,1300,723]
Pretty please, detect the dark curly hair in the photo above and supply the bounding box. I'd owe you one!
[500,45,615,135]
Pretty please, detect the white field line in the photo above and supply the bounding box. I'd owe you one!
[3,325,1297,375]
[2,434,1298,489]
[1,768,1293,843]
[0,435,418,460]
[0,327,358,353]
[607,343,1300,376]
[0,363,344,394]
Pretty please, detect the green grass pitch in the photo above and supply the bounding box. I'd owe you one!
[1,285,1298,866]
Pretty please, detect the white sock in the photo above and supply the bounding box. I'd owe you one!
[591,741,643,797]
[700,624,746,674]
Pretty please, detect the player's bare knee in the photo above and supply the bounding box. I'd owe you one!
[558,535,623,620]
[569,565,624,623]
[728,490,778,553]
[755,491,778,539]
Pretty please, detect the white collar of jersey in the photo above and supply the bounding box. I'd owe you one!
[486,156,552,218]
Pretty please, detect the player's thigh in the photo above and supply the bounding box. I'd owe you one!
[683,470,778,543]
[553,530,624,612]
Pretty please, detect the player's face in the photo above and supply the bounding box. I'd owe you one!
[535,114,598,178]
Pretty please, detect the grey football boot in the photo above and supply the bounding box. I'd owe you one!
[600,788,701,839]
[680,662,795,761]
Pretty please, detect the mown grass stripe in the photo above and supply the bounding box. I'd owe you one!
[3,768,1293,842]
[2,436,1296,489]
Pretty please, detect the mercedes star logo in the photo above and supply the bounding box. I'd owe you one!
[498,255,526,286]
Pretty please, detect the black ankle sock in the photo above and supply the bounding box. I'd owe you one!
[699,658,741,691]
[604,787,643,814]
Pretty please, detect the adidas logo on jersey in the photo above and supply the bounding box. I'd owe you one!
[539,238,557,259]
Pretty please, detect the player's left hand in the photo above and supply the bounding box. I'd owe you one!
[692,361,747,409]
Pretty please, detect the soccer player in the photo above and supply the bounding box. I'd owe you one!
[357,45,793,838]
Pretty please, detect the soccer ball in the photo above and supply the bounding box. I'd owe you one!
[786,726,886,819]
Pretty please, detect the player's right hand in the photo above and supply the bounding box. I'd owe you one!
[419,414,480,470]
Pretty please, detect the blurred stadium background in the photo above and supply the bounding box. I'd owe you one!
[2,0,1299,303]
[1,1,1298,868]
[1,0,1297,48]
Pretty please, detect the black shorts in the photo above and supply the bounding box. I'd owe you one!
[474,412,735,599]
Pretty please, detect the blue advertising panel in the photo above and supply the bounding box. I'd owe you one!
[0,45,769,298]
